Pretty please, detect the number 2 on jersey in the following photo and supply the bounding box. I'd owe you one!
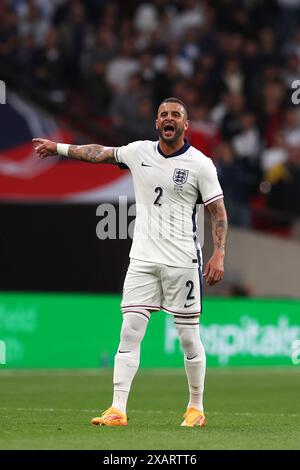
[186,280,195,300]
[154,186,163,206]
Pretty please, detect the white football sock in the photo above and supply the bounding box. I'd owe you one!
[112,312,149,414]
[175,321,206,412]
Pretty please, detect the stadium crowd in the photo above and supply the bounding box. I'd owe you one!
[1,0,300,231]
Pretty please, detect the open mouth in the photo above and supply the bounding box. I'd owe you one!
[163,124,175,133]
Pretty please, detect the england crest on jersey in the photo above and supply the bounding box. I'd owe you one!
[173,168,189,185]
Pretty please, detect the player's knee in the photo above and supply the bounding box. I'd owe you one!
[120,313,149,347]
[178,330,198,350]
[178,329,205,359]
[120,324,139,345]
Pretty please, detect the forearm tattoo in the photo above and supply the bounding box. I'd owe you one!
[68,145,116,164]
[207,199,228,251]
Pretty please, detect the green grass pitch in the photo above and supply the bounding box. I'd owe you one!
[0,368,299,450]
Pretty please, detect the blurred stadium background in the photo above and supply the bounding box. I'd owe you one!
[0,0,300,450]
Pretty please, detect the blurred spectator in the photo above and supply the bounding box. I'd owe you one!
[13,0,64,23]
[105,40,139,93]
[283,53,300,87]
[150,8,174,47]
[82,25,116,109]
[59,1,90,85]
[110,83,156,142]
[278,0,300,42]
[258,28,278,63]
[17,32,37,84]
[17,0,49,46]
[32,27,66,102]
[285,27,300,58]
[259,79,286,147]
[152,57,188,106]
[232,111,261,161]
[172,0,204,39]
[137,49,155,86]
[265,144,300,219]
[187,104,220,156]
[123,96,157,141]
[0,6,18,64]
[261,133,288,171]
[181,26,202,64]
[153,42,193,78]
[209,91,230,127]
[282,106,300,146]
[110,73,148,128]
[218,31,243,59]
[221,58,245,96]
[214,141,251,228]
[232,111,262,197]
[134,3,159,35]
[242,38,261,101]
[220,93,245,141]
[99,2,119,30]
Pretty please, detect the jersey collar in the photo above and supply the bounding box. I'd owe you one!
[157,139,190,158]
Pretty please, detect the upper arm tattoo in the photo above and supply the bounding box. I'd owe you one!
[207,198,228,251]
[68,145,117,164]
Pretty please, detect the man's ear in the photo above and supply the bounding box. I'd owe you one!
[155,119,158,129]
[184,119,190,131]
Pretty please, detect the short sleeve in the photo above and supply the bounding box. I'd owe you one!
[114,141,142,168]
[198,158,223,206]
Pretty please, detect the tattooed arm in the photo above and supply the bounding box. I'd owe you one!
[204,198,228,286]
[208,198,228,252]
[32,139,117,164]
[67,144,116,164]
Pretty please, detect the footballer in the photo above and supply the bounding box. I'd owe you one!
[33,97,227,428]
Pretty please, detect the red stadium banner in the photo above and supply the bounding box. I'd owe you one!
[0,94,134,202]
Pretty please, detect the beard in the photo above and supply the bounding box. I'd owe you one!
[157,124,185,144]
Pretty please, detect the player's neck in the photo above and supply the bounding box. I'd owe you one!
[159,138,186,156]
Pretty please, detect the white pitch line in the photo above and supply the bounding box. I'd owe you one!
[0,407,298,417]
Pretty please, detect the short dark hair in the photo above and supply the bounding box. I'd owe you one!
[158,97,188,118]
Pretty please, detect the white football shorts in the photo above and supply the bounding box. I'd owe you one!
[121,259,203,318]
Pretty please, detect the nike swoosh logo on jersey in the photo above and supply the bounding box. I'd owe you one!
[141,162,152,167]
[184,302,196,308]
[186,354,198,360]
[118,350,131,354]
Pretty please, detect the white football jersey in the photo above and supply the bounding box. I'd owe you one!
[115,140,223,268]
